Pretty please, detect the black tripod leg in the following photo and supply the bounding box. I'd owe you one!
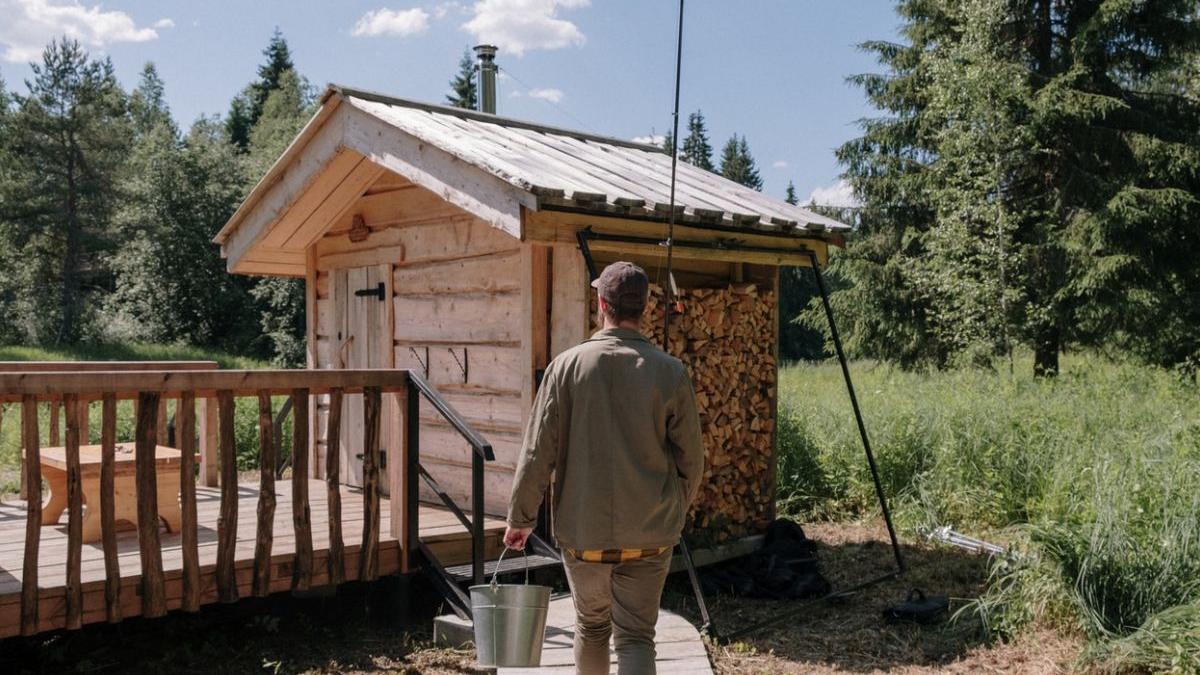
[678,538,716,638]
[808,251,905,573]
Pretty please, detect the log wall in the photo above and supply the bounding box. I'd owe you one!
[310,177,525,514]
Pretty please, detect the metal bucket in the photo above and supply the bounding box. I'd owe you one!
[469,548,552,668]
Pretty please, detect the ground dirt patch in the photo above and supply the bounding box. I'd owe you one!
[666,521,1083,674]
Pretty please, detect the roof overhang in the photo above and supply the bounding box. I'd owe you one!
[213,91,535,276]
[215,86,851,277]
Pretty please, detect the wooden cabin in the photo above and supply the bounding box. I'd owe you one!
[213,85,850,543]
[0,87,851,639]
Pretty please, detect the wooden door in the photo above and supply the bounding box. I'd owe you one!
[331,265,393,492]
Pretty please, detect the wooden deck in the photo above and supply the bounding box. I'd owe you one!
[0,481,505,638]
[499,594,713,674]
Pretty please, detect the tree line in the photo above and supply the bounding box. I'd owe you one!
[0,31,313,364]
[822,0,1200,377]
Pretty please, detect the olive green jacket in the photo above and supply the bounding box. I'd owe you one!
[507,327,706,550]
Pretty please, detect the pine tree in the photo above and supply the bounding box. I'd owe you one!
[719,134,763,190]
[662,130,675,156]
[251,29,295,122]
[680,110,714,171]
[785,181,798,205]
[0,40,130,343]
[228,29,297,150]
[107,116,255,349]
[244,68,313,181]
[243,67,314,365]
[226,93,253,150]
[826,0,1200,375]
[808,0,953,369]
[446,48,478,110]
[129,63,172,136]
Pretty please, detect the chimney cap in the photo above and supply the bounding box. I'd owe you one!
[473,44,498,61]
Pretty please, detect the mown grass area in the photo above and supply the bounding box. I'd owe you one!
[0,343,289,495]
[776,355,1200,673]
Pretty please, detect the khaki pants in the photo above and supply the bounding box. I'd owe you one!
[562,548,673,675]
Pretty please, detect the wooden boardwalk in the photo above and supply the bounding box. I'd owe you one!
[0,481,505,638]
[500,595,713,674]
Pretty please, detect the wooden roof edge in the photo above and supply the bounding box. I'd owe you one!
[329,84,666,154]
[213,94,345,246]
[534,198,844,242]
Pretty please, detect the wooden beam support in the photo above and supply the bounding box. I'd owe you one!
[524,210,828,268]
[216,390,238,603]
[178,392,200,613]
[99,394,121,623]
[20,396,40,636]
[63,394,82,630]
[326,388,345,585]
[252,392,276,597]
[135,392,167,618]
[291,388,313,592]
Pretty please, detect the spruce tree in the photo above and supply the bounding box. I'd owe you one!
[129,63,172,136]
[828,0,1200,375]
[446,48,478,110]
[720,135,763,190]
[811,0,955,368]
[1,39,130,343]
[228,29,297,150]
[785,181,798,205]
[680,110,714,171]
[243,67,315,365]
[251,29,295,122]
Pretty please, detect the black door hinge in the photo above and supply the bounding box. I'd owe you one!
[355,282,386,301]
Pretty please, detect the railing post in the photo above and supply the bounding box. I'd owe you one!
[405,376,420,571]
[473,450,484,586]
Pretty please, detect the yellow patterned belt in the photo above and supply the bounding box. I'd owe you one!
[565,546,671,563]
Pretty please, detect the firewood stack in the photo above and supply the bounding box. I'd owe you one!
[592,282,777,542]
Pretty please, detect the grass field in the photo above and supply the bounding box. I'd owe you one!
[776,355,1200,672]
[0,344,284,495]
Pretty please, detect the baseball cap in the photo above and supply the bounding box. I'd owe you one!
[591,261,649,316]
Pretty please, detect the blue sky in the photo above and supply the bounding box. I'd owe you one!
[0,0,901,204]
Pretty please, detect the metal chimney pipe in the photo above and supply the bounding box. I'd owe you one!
[473,44,498,114]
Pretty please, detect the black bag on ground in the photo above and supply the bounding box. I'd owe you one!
[882,588,949,624]
[699,519,831,600]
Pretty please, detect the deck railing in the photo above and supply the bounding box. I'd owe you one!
[0,367,492,636]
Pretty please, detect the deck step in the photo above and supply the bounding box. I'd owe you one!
[445,554,561,583]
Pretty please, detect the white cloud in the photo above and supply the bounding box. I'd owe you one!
[0,0,170,63]
[808,179,860,208]
[461,0,588,56]
[352,7,431,37]
[771,160,788,169]
[632,133,665,147]
[527,87,562,103]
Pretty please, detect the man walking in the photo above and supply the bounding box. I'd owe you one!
[505,261,705,674]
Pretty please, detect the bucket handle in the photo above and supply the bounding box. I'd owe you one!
[490,546,531,590]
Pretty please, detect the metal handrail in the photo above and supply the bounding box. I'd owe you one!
[404,370,493,592]
[406,370,495,461]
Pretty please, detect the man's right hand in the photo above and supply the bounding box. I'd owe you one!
[504,526,533,551]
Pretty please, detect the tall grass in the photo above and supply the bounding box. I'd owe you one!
[777,355,1200,671]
